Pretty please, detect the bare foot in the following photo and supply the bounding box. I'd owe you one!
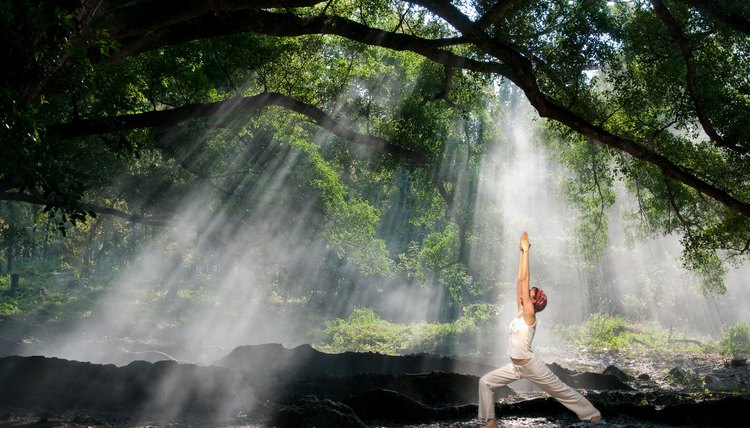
[591,414,602,424]
[481,418,497,428]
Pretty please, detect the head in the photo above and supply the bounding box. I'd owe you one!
[531,287,548,312]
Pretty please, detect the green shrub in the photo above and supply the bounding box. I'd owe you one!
[317,307,411,354]
[554,313,714,353]
[553,313,692,354]
[555,313,631,351]
[316,304,497,356]
[719,323,750,358]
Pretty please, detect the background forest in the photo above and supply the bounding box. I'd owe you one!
[1,0,749,365]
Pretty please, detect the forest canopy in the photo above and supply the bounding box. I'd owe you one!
[1,0,749,299]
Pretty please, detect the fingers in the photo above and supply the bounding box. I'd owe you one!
[520,231,531,250]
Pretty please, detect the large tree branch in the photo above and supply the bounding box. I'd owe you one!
[651,0,745,155]
[408,0,750,217]
[675,0,750,36]
[0,192,169,227]
[102,10,516,83]
[475,0,525,30]
[49,92,427,164]
[93,0,325,39]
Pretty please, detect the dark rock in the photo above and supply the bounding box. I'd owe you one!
[274,370,512,406]
[343,389,475,423]
[344,389,437,422]
[10,344,740,426]
[270,395,366,428]
[602,365,632,382]
[656,396,747,427]
[0,356,244,419]
[730,358,747,367]
[214,343,497,379]
[637,373,650,380]
[571,393,750,427]
[71,414,103,425]
[547,362,633,390]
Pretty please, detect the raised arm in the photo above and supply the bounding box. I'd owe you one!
[516,232,536,324]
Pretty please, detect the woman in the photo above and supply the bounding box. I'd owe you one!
[478,232,602,427]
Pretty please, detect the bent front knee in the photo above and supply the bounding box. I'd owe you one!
[479,374,495,391]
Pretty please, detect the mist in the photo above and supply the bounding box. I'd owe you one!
[22,87,748,368]
[472,90,749,360]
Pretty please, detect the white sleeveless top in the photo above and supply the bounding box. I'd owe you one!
[508,311,536,359]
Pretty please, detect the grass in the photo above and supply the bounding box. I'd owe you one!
[719,322,750,358]
[0,268,103,320]
[315,304,497,356]
[552,312,710,356]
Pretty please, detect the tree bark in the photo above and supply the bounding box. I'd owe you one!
[50,92,427,164]
[6,234,14,275]
[675,0,750,36]
[0,192,168,227]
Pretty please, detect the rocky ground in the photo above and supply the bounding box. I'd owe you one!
[0,344,747,427]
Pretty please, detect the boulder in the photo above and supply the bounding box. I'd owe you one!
[214,343,497,379]
[343,389,475,423]
[0,356,245,419]
[665,367,697,386]
[269,396,366,428]
[547,362,633,390]
[602,365,632,382]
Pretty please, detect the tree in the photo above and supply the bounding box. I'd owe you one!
[2,0,749,290]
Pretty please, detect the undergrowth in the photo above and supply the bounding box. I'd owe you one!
[0,261,104,320]
[315,305,497,356]
[552,312,710,356]
[4,262,743,361]
[719,322,750,358]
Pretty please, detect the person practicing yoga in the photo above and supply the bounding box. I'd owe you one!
[478,232,602,427]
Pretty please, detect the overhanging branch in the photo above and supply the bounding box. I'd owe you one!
[476,0,525,30]
[103,10,516,83]
[651,0,745,155]
[93,0,325,38]
[675,0,750,36]
[0,192,169,227]
[49,92,427,164]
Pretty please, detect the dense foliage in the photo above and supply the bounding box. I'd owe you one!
[720,322,750,358]
[1,1,749,352]
[317,304,496,355]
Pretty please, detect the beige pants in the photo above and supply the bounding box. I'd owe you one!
[478,356,601,421]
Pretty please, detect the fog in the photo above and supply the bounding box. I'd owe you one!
[29,87,749,367]
[473,91,749,358]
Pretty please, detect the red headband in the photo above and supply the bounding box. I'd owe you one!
[533,288,548,312]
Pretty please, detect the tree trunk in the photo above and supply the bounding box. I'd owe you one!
[10,273,19,293]
[6,233,14,275]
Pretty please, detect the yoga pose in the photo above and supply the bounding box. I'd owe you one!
[478,232,602,427]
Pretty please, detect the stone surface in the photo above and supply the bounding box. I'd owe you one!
[0,345,747,427]
[269,396,366,428]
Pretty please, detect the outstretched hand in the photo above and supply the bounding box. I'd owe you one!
[520,231,531,252]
